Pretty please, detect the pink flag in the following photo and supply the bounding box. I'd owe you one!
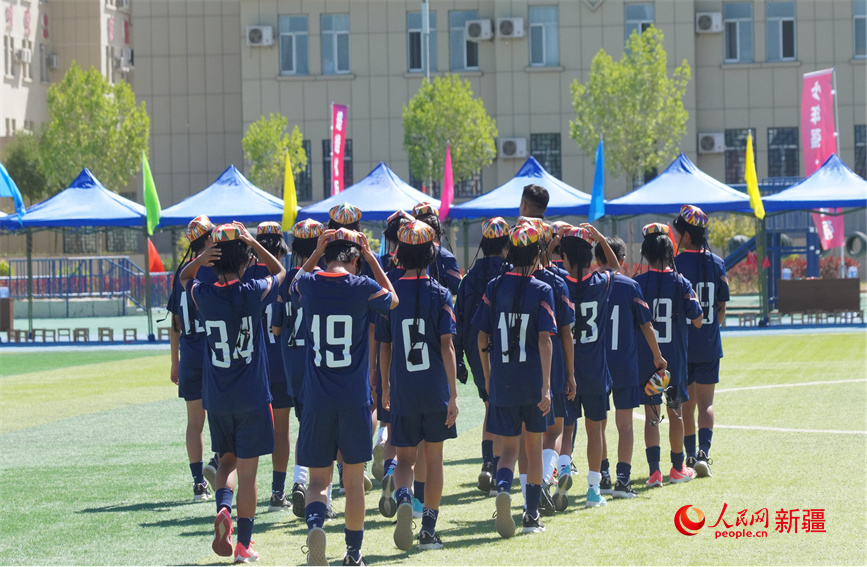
[330,104,348,196]
[440,142,454,219]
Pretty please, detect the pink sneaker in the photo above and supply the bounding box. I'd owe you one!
[669,465,696,484]
[212,508,234,557]
[234,541,259,563]
[645,470,663,488]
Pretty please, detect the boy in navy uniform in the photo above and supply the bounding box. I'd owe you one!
[181,222,286,564]
[293,228,398,567]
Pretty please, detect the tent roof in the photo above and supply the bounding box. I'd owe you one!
[449,156,591,219]
[0,168,145,229]
[605,153,750,215]
[763,154,867,212]
[300,162,439,222]
[159,165,290,227]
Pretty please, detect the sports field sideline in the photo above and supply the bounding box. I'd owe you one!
[1,330,865,566]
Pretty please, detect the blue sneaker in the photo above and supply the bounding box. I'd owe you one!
[585,485,608,508]
[412,497,423,519]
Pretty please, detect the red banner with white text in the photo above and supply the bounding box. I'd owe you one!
[331,104,348,196]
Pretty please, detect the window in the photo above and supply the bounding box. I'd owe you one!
[106,228,138,253]
[279,16,308,75]
[767,127,799,177]
[766,2,796,61]
[856,0,867,58]
[3,36,13,78]
[724,128,756,184]
[407,12,437,73]
[625,4,654,41]
[529,6,559,67]
[5,118,14,136]
[321,14,350,75]
[296,140,313,201]
[855,125,866,179]
[63,230,99,254]
[19,38,33,81]
[322,139,353,199]
[39,43,49,83]
[105,45,114,83]
[449,10,479,71]
[530,133,562,180]
[723,3,753,63]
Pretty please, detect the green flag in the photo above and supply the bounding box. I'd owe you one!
[143,151,160,235]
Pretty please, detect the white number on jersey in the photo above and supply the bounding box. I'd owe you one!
[497,312,529,363]
[401,318,431,372]
[609,304,620,351]
[205,316,254,368]
[694,282,715,324]
[578,301,599,344]
[285,302,305,347]
[264,303,276,344]
[652,298,673,344]
[180,290,204,335]
[311,314,353,368]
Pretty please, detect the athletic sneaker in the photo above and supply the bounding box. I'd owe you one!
[292,483,307,518]
[694,451,713,478]
[394,501,414,551]
[552,472,572,512]
[203,457,218,489]
[372,441,386,481]
[585,486,607,508]
[342,553,369,566]
[268,491,290,512]
[645,470,664,488]
[478,462,493,493]
[363,468,373,492]
[599,474,613,495]
[494,492,516,539]
[325,506,338,521]
[306,527,327,566]
[212,508,233,557]
[686,455,697,469]
[379,472,397,518]
[233,541,259,564]
[418,531,444,550]
[521,511,545,534]
[194,482,211,501]
[489,488,498,497]
[539,483,556,517]
[669,465,696,484]
[412,497,423,519]
[612,479,638,498]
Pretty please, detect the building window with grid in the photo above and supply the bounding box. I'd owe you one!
[530,133,562,180]
[766,2,796,61]
[529,6,559,67]
[279,16,308,76]
[449,10,479,71]
[3,36,13,78]
[20,38,33,81]
[39,43,49,83]
[856,0,867,58]
[855,125,866,179]
[322,139,353,199]
[106,228,139,253]
[724,128,756,184]
[63,230,99,254]
[321,14,350,75]
[295,140,313,201]
[455,172,483,198]
[625,4,654,41]
[723,3,753,63]
[407,11,437,74]
[767,127,799,177]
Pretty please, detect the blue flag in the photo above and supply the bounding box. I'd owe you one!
[589,139,605,222]
[0,161,26,223]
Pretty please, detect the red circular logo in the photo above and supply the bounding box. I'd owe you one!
[674,504,706,536]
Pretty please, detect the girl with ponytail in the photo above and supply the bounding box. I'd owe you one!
[412,202,462,294]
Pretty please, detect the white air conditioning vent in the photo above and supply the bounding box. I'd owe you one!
[48,53,59,69]
[246,25,274,47]
[698,132,725,154]
[499,137,528,159]
[465,19,493,41]
[695,12,723,33]
[15,48,32,64]
[497,17,524,39]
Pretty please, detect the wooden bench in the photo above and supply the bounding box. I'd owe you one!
[157,327,170,341]
[98,327,114,342]
[737,312,759,327]
[56,328,71,341]
[32,328,56,342]
[73,328,90,342]
[7,329,28,342]
[123,328,137,341]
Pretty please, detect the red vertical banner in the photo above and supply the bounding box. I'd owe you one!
[331,104,348,196]
[801,69,843,249]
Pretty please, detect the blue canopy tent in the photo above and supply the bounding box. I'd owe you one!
[299,162,439,222]
[605,153,750,216]
[449,156,591,219]
[763,154,867,212]
[158,165,292,227]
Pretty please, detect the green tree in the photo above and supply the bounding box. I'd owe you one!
[2,129,48,202]
[403,75,497,187]
[708,214,757,254]
[41,62,150,194]
[570,27,691,185]
[241,113,307,194]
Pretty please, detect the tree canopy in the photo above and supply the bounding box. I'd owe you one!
[2,130,47,202]
[241,113,307,194]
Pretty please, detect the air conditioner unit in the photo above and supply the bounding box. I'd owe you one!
[246,25,274,47]
[48,53,60,69]
[122,47,134,67]
[465,19,493,41]
[695,12,723,33]
[15,48,32,64]
[697,132,725,154]
[499,137,528,159]
[497,17,524,39]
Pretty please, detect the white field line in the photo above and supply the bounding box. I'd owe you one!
[715,378,867,393]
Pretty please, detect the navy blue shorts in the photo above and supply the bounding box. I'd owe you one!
[575,393,609,422]
[209,404,275,459]
[298,404,373,468]
[293,397,303,421]
[487,403,554,436]
[611,386,641,410]
[390,411,457,447]
[467,350,488,402]
[552,392,578,426]
[270,380,294,410]
[642,378,688,406]
[177,363,203,402]
[688,359,721,385]
[376,390,391,423]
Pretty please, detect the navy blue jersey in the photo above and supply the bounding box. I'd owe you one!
[605,273,652,389]
[455,257,506,360]
[471,273,557,407]
[189,275,279,415]
[375,276,456,416]
[534,267,576,395]
[273,267,307,399]
[548,263,570,281]
[292,271,393,410]
[565,271,613,396]
[244,264,285,386]
[675,250,730,362]
[167,264,217,370]
[633,269,703,386]
[435,244,462,295]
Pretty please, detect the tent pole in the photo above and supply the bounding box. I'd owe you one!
[463,220,469,271]
[755,217,769,325]
[26,230,33,339]
[144,221,154,342]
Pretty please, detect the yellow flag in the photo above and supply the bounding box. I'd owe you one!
[744,132,765,220]
[281,151,298,231]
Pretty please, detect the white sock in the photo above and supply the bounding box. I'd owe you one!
[326,482,332,507]
[542,449,558,485]
[558,454,572,475]
[293,465,308,485]
[520,474,528,507]
[375,425,387,445]
[587,471,601,489]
